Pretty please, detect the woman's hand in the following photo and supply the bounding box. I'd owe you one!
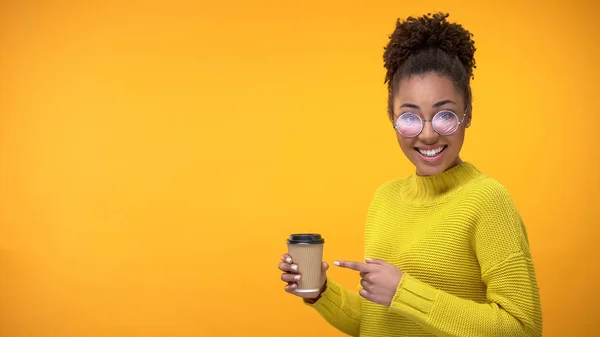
[279,253,329,299]
[334,258,403,306]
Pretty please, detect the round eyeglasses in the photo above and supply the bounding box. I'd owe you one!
[393,108,468,138]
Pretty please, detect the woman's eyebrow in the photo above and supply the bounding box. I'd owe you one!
[400,103,420,109]
[433,99,456,108]
[400,100,456,110]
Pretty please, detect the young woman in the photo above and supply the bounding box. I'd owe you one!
[278,13,542,337]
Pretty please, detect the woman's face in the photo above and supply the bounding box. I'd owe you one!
[392,72,471,176]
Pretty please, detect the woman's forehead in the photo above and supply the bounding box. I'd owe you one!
[395,73,463,105]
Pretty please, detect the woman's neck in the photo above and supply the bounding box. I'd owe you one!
[401,161,483,205]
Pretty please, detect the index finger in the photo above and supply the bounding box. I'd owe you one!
[281,254,293,264]
[334,260,374,272]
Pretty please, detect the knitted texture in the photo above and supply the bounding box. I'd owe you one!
[306,162,542,336]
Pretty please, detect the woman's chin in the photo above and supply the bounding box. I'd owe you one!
[415,166,445,177]
[403,147,460,176]
[413,159,458,177]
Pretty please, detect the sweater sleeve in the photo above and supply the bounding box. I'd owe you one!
[388,184,543,337]
[304,277,362,336]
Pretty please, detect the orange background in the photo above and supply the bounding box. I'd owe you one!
[1,1,599,336]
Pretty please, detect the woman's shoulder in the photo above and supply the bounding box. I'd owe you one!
[459,169,523,219]
[463,171,515,203]
[371,177,405,197]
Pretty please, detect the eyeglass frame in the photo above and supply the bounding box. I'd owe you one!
[393,107,470,138]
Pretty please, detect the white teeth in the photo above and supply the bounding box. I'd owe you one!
[418,146,444,157]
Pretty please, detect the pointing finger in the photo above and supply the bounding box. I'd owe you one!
[365,258,387,265]
[334,260,374,272]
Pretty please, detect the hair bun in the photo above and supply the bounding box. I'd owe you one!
[383,12,476,84]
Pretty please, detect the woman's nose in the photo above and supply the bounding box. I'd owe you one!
[418,121,439,144]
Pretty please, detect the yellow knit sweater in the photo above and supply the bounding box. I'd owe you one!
[306,162,542,336]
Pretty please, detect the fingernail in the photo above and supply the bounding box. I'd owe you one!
[365,258,373,261]
[291,265,298,271]
[334,261,340,266]
[294,275,301,280]
[286,257,292,263]
[292,283,297,288]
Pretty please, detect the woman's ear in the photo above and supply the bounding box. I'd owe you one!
[465,107,472,128]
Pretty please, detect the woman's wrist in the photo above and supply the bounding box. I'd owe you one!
[304,279,328,304]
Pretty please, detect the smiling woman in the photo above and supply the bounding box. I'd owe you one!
[278,12,542,337]
[393,74,469,176]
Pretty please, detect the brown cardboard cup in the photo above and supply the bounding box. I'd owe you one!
[286,234,324,293]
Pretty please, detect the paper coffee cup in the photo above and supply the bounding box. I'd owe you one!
[287,233,324,293]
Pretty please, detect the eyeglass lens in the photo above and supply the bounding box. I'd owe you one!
[395,110,459,137]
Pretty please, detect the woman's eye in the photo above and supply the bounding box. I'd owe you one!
[404,114,419,123]
[438,111,454,120]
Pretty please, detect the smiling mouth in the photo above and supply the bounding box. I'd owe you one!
[415,145,447,158]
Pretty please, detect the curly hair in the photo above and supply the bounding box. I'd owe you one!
[383,13,476,121]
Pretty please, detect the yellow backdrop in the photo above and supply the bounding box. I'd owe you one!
[1,1,598,336]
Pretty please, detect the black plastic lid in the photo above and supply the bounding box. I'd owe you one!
[286,233,324,245]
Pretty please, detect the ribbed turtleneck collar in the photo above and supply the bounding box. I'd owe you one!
[400,162,484,205]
